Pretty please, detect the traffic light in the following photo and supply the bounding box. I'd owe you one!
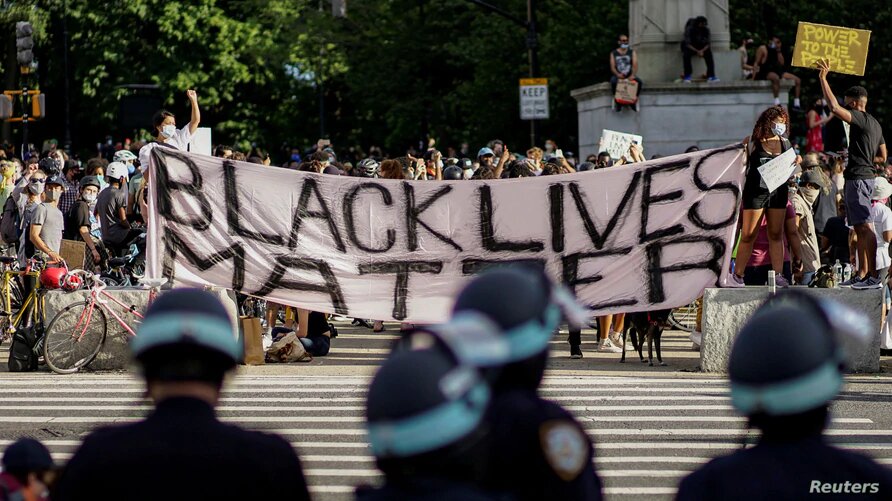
[15,22,33,67]
[31,93,45,118]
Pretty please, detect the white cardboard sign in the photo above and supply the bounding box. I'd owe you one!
[600,129,644,161]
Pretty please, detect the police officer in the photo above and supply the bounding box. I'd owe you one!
[676,291,892,500]
[1,438,54,501]
[357,347,500,500]
[450,266,603,501]
[54,289,310,501]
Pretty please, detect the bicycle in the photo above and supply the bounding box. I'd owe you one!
[0,257,47,345]
[668,298,700,333]
[42,270,166,374]
[100,251,142,287]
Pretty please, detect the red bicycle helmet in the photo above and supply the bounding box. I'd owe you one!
[40,266,68,290]
[61,273,83,292]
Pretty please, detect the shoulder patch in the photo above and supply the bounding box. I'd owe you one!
[539,419,588,481]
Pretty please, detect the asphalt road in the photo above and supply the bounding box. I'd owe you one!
[1,322,891,500]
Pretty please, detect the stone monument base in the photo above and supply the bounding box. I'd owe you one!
[571,80,792,160]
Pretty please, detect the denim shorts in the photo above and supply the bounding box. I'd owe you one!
[844,179,875,225]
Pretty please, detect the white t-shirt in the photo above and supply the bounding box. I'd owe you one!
[138,123,194,173]
[872,203,892,270]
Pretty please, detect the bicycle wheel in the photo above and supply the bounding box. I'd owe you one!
[668,303,698,333]
[43,301,107,374]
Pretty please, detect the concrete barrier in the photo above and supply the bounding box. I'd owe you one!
[701,287,883,373]
[43,287,239,371]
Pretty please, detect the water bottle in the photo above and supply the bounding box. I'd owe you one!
[833,260,843,287]
[843,264,853,283]
[768,270,776,295]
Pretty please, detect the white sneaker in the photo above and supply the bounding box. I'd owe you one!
[598,339,622,353]
[608,330,625,349]
[724,273,745,288]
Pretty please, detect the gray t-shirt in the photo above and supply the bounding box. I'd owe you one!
[96,186,129,245]
[30,203,64,255]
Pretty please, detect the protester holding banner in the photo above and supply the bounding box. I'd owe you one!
[137,89,201,176]
[817,58,887,289]
[730,106,801,288]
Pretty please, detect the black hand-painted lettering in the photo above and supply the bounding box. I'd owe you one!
[289,177,346,252]
[645,235,726,304]
[152,148,213,230]
[222,160,286,245]
[478,185,544,252]
[639,160,688,244]
[358,261,444,320]
[252,255,348,315]
[161,227,246,291]
[561,248,638,309]
[688,145,744,230]
[549,184,564,252]
[568,172,641,250]
[344,183,396,253]
[461,258,547,276]
[404,183,462,252]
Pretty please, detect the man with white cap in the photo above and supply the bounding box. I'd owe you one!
[852,177,892,289]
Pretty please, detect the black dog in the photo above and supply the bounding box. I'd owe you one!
[620,309,673,366]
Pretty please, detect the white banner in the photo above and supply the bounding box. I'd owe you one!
[600,129,644,161]
[146,145,746,323]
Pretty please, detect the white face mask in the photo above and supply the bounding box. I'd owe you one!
[82,192,97,203]
[801,186,820,205]
[161,124,176,139]
[28,181,45,195]
[771,122,786,137]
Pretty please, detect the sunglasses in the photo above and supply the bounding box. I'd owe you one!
[31,178,46,183]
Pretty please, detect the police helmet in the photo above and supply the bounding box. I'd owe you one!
[729,290,871,417]
[131,288,238,383]
[366,348,490,464]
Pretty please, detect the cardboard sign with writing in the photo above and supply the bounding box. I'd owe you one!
[600,129,644,161]
[792,22,871,76]
[757,148,797,193]
[614,79,638,105]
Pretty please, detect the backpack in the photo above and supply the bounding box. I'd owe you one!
[7,325,41,372]
[809,265,836,288]
[0,195,20,245]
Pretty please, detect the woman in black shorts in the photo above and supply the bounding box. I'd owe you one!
[731,105,802,287]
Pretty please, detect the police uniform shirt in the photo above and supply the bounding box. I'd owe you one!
[486,389,603,500]
[54,397,310,501]
[677,436,892,500]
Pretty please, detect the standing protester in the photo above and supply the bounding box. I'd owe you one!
[28,175,66,264]
[609,34,642,111]
[817,59,887,289]
[867,178,892,284]
[805,97,832,153]
[451,267,603,500]
[54,289,311,501]
[676,292,892,499]
[1,438,55,501]
[729,106,801,288]
[95,162,138,258]
[66,176,104,269]
[682,17,718,83]
[792,170,824,285]
[138,89,200,177]
[754,36,802,109]
[58,160,81,217]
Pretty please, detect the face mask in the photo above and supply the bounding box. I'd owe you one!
[291,153,301,162]
[801,186,820,205]
[44,189,60,202]
[28,181,45,195]
[619,43,629,49]
[82,193,97,203]
[161,124,176,139]
[771,122,786,137]
[769,42,776,49]
[545,144,554,152]
[463,169,473,180]
[96,175,105,184]
[127,164,136,175]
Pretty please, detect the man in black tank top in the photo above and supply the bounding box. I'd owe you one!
[609,34,642,111]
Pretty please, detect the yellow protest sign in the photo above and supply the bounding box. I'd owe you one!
[792,22,871,76]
